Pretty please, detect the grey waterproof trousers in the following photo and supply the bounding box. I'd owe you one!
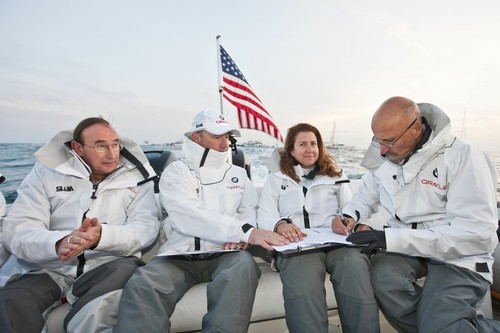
[371,252,500,333]
[0,256,143,333]
[276,246,380,333]
[115,250,260,333]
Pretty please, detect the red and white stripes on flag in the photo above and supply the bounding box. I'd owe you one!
[219,45,283,142]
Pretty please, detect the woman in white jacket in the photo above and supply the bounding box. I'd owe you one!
[257,123,380,333]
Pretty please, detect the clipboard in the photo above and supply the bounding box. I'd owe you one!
[275,242,347,258]
[272,228,354,258]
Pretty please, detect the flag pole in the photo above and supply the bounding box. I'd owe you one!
[216,35,224,115]
[216,35,235,163]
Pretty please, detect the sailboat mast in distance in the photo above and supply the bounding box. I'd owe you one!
[329,121,336,147]
[326,121,336,148]
[326,120,343,149]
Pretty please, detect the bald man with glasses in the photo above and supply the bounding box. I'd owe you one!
[332,96,499,332]
[0,117,160,332]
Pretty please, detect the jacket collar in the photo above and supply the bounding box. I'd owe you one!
[182,134,229,172]
[361,102,452,172]
[34,130,155,181]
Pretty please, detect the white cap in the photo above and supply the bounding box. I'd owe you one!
[187,110,241,137]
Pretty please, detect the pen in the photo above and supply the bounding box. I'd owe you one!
[339,208,350,236]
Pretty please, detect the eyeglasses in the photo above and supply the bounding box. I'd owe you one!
[80,142,122,153]
[371,117,418,149]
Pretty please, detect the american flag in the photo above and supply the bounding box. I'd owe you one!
[219,45,283,142]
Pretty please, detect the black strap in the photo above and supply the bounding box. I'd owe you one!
[242,223,253,233]
[199,148,210,168]
[75,210,89,277]
[76,253,85,277]
[138,176,157,186]
[302,187,310,229]
[120,147,150,180]
[398,214,418,229]
[302,165,320,180]
[404,116,432,164]
[195,237,201,251]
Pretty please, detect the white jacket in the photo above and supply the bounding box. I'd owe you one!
[2,130,160,277]
[157,136,259,255]
[0,185,8,268]
[344,103,498,282]
[257,165,352,230]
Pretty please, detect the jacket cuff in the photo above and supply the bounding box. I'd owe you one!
[273,218,291,232]
[240,223,255,243]
[342,210,360,222]
[352,222,366,232]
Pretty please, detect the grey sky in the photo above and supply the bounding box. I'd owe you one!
[1,1,499,151]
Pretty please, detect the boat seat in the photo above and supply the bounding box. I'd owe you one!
[231,147,252,179]
[143,150,178,193]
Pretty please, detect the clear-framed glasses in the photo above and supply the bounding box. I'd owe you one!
[371,117,418,149]
[80,142,123,153]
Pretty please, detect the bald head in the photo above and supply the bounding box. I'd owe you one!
[372,96,420,130]
[371,96,424,164]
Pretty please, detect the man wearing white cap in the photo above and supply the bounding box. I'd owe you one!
[115,110,289,333]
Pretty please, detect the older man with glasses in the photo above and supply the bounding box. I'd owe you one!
[332,96,499,332]
[0,117,160,332]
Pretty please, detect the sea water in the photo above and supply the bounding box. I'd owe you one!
[0,143,499,204]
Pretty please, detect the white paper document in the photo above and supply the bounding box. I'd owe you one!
[272,228,352,253]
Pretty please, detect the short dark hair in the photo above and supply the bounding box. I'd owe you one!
[73,117,111,143]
